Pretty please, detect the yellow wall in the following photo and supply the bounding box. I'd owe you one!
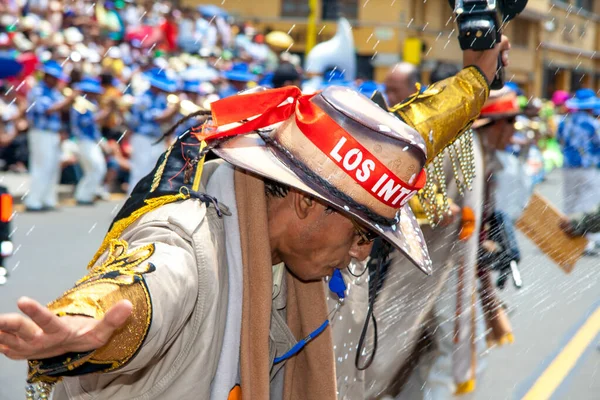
[181,0,280,18]
[542,8,597,54]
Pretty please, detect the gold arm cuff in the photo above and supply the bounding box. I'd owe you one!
[48,279,151,367]
[391,66,489,164]
[28,240,155,383]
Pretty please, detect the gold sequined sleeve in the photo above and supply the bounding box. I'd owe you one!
[27,240,156,385]
[390,66,490,163]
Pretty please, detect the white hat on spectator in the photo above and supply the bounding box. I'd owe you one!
[87,49,102,64]
[64,27,84,45]
[0,15,16,28]
[107,46,122,59]
[52,32,65,46]
[21,15,38,31]
[57,45,71,58]
[39,21,53,37]
[12,33,34,52]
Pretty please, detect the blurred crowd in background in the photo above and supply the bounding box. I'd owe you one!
[0,0,598,216]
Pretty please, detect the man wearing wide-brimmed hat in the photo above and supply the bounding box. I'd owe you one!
[24,60,76,212]
[557,88,600,254]
[0,36,509,400]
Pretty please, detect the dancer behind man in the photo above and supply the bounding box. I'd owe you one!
[331,61,485,399]
[0,37,510,400]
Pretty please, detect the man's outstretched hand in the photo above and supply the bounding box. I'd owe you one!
[0,297,133,360]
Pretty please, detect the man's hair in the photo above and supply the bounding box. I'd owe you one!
[388,63,420,88]
[264,177,290,198]
[272,62,301,88]
[430,62,460,84]
[406,67,420,88]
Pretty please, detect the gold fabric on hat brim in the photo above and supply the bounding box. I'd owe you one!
[212,133,432,275]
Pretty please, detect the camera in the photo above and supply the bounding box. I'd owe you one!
[448,0,528,89]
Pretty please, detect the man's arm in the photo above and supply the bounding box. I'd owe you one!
[390,36,510,163]
[391,66,489,164]
[0,203,205,384]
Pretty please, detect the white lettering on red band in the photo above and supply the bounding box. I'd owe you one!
[330,137,347,163]
[329,137,417,208]
[392,187,414,206]
[371,174,388,193]
[343,149,362,171]
[356,159,375,182]
[377,180,400,202]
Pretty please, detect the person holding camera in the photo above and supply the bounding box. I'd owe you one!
[330,36,511,400]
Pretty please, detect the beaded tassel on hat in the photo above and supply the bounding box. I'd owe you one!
[417,129,476,227]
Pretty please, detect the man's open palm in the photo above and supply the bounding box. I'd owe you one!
[0,297,132,360]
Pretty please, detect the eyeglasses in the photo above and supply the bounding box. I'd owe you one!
[350,218,378,245]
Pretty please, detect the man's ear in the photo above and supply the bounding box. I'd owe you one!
[292,190,317,220]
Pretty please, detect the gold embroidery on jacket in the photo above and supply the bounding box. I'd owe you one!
[88,192,189,269]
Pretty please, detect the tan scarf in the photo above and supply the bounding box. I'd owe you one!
[234,169,337,400]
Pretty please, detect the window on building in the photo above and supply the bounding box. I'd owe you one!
[510,20,530,48]
[575,0,594,13]
[322,0,358,20]
[571,70,588,92]
[281,0,310,18]
[356,55,374,80]
[542,66,558,99]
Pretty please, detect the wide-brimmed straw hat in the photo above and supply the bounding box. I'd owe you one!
[201,86,432,273]
[472,86,522,129]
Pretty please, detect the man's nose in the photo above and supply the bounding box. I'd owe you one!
[349,241,374,261]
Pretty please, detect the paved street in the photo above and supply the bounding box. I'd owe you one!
[0,171,598,399]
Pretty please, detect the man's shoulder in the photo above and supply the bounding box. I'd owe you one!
[129,198,223,241]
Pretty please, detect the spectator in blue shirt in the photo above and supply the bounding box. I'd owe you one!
[24,61,75,212]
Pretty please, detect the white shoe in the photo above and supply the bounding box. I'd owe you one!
[96,187,111,201]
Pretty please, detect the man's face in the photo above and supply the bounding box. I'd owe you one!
[384,72,413,107]
[271,192,374,281]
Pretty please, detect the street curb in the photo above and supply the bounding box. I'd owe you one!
[11,185,76,206]
[11,188,127,211]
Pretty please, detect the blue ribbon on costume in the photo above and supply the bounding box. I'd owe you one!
[273,269,346,364]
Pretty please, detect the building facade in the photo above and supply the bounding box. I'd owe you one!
[183,0,600,98]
